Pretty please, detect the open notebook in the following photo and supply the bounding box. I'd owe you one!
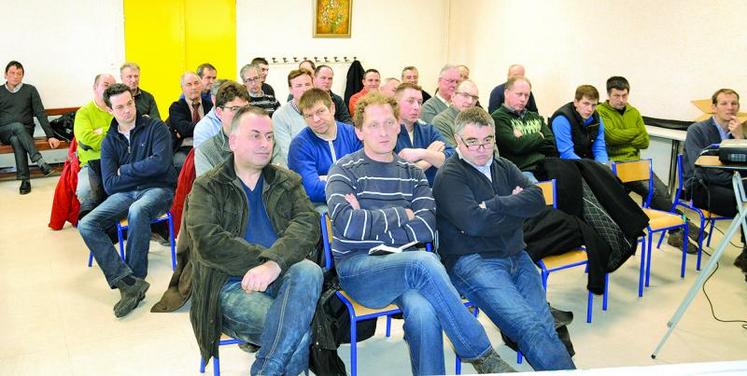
[368,241,419,256]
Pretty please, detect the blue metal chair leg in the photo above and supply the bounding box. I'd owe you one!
[638,237,646,297]
[87,251,94,267]
[706,219,716,247]
[586,292,593,323]
[385,315,392,337]
[680,226,688,278]
[199,358,206,373]
[168,213,176,270]
[602,273,609,311]
[350,315,358,376]
[645,232,654,287]
[213,356,220,376]
[117,224,126,260]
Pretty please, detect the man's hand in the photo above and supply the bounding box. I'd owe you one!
[404,208,415,220]
[398,148,424,162]
[345,193,360,209]
[512,186,523,195]
[728,116,744,139]
[241,261,281,292]
[47,137,61,149]
[427,140,445,153]
[513,127,523,138]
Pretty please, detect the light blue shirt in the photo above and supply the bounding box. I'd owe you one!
[711,116,730,141]
[193,107,222,148]
[552,114,609,163]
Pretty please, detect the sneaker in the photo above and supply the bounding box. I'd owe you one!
[735,249,747,273]
[667,229,684,249]
[238,342,260,353]
[114,277,150,318]
[19,180,31,195]
[38,160,52,176]
[470,348,516,373]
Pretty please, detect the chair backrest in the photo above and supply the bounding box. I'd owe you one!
[321,213,334,270]
[611,159,654,207]
[536,179,557,208]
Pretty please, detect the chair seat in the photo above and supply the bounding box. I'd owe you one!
[119,212,170,227]
[642,208,685,230]
[338,290,400,317]
[540,249,587,270]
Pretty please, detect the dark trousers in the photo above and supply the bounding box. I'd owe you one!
[624,172,672,211]
[0,122,42,180]
[692,181,746,244]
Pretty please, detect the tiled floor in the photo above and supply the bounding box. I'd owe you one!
[1,176,745,375]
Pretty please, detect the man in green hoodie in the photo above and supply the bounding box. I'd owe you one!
[597,76,689,249]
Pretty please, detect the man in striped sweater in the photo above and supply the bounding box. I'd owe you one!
[325,92,514,375]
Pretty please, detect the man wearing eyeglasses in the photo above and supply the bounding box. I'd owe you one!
[433,107,576,372]
[394,83,455,186]
[78,83,176,318]
[493,77,557,182]
[194,81,251,176]
[240,63,280,118]
[433,80,481,148]
[421,65,461,123]
[326,93,515,375]
[288,88,361,206]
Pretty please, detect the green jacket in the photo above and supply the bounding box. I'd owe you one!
[186,155,320,362]
[492,105,557,171]
[73,100,113,167]
[597,101,649,161]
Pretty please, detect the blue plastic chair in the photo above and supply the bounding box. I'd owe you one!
[660,155,731,270]
[322,213,474,375]
[87,211,176,271]
[611,159,690,297]
[199,335,247,376]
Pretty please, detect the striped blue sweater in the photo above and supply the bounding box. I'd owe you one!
[325,149,436,261]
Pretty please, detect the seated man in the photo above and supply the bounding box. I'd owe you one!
[550,85,608,164]
[167,72,213,169]
[251,57,275,98]
[288,88,361,206]
[73,73,116,211]
[188,105,322,376]
[120,62,160,120]
[0,60,60,194]
[347,69,380,116]
[433,79,480,147]
[193,79,227,149]
[395,83,455,186]
[240,63,280,117]
[421,65,461,123]
[379,77,401,98]
[196,63,217,96]
[401,65,432,102]
[683,88,747,274]
[598,76,690,249]
[493,76,557,181]
[78,83,177,317]
[325,92,514,375]
[488,64,538,114]
[313,65,353,124]
[433,107,576,371]
[194,81,251,176]
[273,69,314,166]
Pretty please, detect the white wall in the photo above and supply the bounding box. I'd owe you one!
[237,0,450,103]
[448,0,747,120]
[4,0,125,108]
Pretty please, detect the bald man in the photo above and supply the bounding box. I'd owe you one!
[488,64,538,114]
[167,71,214,169]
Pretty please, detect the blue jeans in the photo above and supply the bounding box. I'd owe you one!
[450,252,575,371]
[220,260,322,376]
[78,187,174,287]
[336,251,493,376]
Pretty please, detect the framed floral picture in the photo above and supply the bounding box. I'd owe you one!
[313,0,352,38]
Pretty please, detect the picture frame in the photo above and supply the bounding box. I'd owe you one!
[313,0,352,38]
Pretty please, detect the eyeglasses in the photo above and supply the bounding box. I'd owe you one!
[456,92,479,102]
[459,136,494,151]
[243,76,260,84]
